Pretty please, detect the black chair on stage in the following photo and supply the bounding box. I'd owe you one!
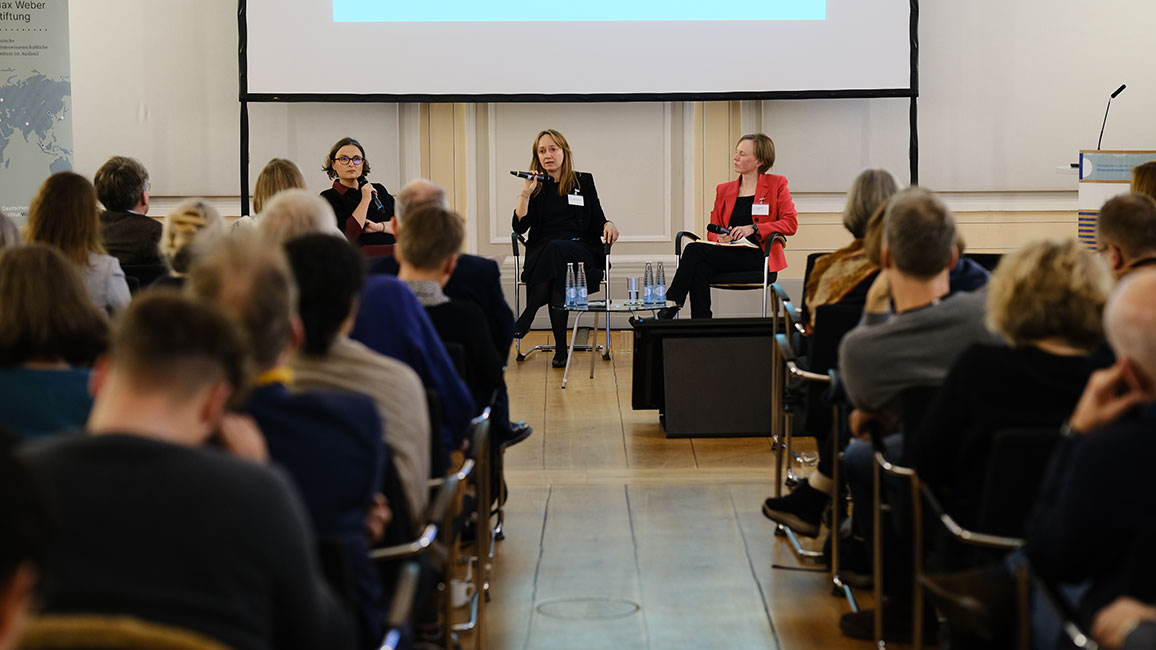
[673,231,787,317]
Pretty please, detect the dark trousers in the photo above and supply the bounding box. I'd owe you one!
[666,243,764,318]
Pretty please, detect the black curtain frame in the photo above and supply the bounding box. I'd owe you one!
[236,0,920,214]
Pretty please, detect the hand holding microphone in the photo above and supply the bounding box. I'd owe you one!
[359,178,386,211]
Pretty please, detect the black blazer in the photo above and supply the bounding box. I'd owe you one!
[511,171,607,253]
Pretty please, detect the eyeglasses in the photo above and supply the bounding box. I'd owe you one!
[334,156,364,166]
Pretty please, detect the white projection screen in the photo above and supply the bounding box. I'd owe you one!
[242,0,915,99]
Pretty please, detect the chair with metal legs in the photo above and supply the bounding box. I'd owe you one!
[673,231,787,317]
[512,233,612,361]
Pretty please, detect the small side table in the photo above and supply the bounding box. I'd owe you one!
[552,300,674,388]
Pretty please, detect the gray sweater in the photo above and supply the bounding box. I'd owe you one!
[838,289,998,426]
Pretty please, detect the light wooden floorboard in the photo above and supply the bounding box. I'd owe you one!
[486,330,876,649]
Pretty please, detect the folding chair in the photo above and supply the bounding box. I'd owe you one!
[674,231,787,317]
[511,233,612,362]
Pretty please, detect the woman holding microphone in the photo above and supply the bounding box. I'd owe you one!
[660,133,798,319]
[512,129,619,367]
[320,137,395,248]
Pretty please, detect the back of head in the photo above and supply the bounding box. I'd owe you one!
[396,179,447,222]
[1133,161,1156,201]
[396,204,464,271]
[1097,193,1156,260]
[253,158,307,215]
[0,244,109,367]
[986,238,1112,350]
[843,169,899,239]
[188,233,297,372]
[160,199,225,275]
[111,291,246,402]
[24,171,104,266]
[0,210,20,250]
[882,187,957,279]
[258,189,339,246]
[93,156,149,212]
[1104,269,1156,387]
[284,234,365,357]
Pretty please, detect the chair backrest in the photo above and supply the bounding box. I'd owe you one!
[802,304,864,437]
[19,615,229,650]
[799,251,831,319]
[120,263,168,289]
[964,253,1003,272]
[977,427,1061,538]
[425,389,447,477]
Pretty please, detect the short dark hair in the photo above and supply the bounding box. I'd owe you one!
[883,187,957,279]
[1098,193,1156,259]
[93,155,149,212]
[284,234,365,356]
[0,438,53,594]
[112,292,246,403]
[322,137,371,181]
[0,244,109,367]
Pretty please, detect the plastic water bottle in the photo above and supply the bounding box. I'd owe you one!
[655,262,666,305]
[643,261,654,305]
[565,263,576,307]
[576,262,588,307]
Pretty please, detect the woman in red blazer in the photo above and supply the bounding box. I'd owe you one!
[660,133,798,318]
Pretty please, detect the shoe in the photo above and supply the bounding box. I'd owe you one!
[551,354,568,368]
[821,534,873,589]
[513,323,531,340]
[656,306,679,320]
[920,568,1016,641]
[501,421,533,449]
[839,600,939,644]
[761,478,828,537]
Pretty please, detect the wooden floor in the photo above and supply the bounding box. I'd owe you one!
[485,331,893,650]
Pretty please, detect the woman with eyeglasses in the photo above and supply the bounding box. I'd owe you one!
[320,136,396,247]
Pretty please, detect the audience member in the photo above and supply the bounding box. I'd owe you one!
[257,188,342,245]
[24,171,131,314]
[285,233,431,532]
[0,210,20,249]
[397,204,503,418]
[235,158,308,230]
[864,203,990,297]
[155,198,225,288]
[188,235,386,648]
[94,155,162,267]
[0,437,52,650]
[21,292,356,650]
[804,168,899,328]
[907,238,1114,530]
[1133,160,1156,201]
[1096,192,1156,279]
[0,245,108,440]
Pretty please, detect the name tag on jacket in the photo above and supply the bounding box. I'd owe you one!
[568,194,585,207]
[752,203,770,216]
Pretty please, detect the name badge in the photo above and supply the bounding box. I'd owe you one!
[752,203,770,216]
[568,194,585,207]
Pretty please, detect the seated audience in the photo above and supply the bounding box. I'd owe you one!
[24,171,131,314]
[0,245,108,439]
[235,158,308,230]
[397,204,503,423]
[154,198,225,288]
[0,210,20,249]
[0,436,53,650]
[21,293,356,650]
[188,235,387,648]
[804,168,899,328]
[1096,192,1156,279]
[94,155,162,267]
[907,238,1114,530]
[285,233,431,532]
[258,190,475,462]
[1133,160,1156,201]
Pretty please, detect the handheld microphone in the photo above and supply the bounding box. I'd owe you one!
[359,178,386,211]
[706,223,731,236]
[510,170,550,183]
[1097,83,1127,150]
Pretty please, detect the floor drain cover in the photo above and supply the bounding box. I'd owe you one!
[536,597,641,621]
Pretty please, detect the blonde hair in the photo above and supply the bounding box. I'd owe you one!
[843,170,899,238]
[397,204,464,270]
[160,199,224,276]
[253,158,306,215]
[986,238,1112,350]
[529,129,579,196]
[1133,161,1156,201]
[258,189,340,245]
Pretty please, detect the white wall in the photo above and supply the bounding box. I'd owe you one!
[69,0,1156,203]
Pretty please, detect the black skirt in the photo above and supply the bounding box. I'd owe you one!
[522,239,603,293]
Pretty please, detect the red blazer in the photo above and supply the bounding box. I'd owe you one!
[707,173,798,273]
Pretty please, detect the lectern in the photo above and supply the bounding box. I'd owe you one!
[1078,150,1156,249]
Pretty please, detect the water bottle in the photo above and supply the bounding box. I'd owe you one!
[565,263,576,307]
[655,262,667,305]
[643,261,654,305]
[576,262,588,307]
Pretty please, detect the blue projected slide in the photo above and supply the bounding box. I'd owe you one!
[334,0,825,23]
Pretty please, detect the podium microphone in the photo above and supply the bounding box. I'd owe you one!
[1097,84,1126,150]
[706,223,731,235]
[510,170,550,182]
